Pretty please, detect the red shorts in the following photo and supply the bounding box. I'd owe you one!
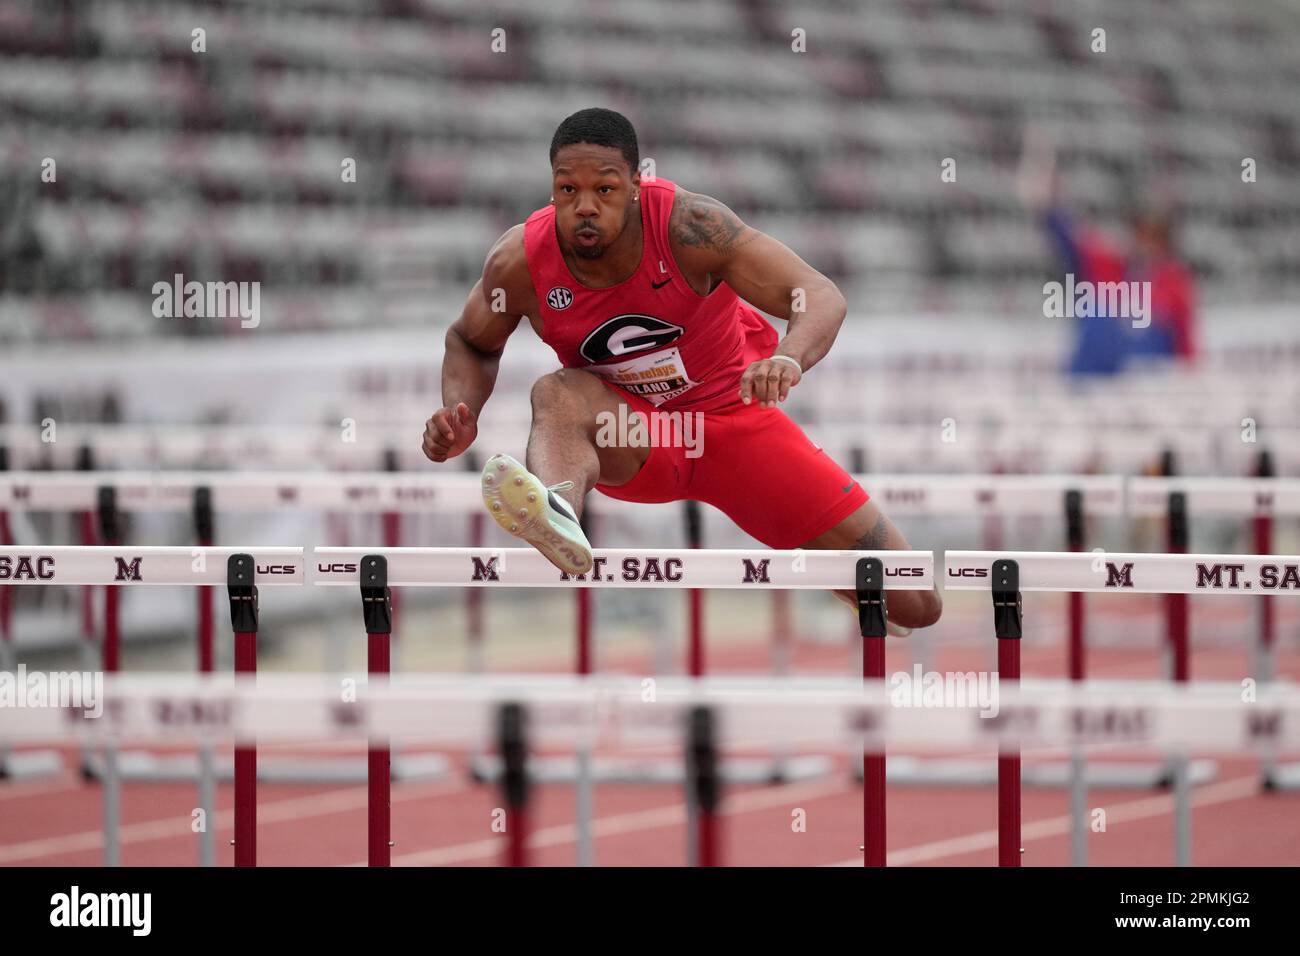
[592,381,869,549]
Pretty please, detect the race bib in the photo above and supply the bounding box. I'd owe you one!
[586,347,696,406]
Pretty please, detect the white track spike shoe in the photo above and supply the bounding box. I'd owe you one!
[481,453,593,575]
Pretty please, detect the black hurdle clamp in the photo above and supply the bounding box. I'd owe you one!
[991,559,1022,641]
[684,499,703,549]
[1159,448,1177,478]
[1064,489,1084,551]
[855,556,887,639]
[1168,491,1189,552]
[193,486,214,544]
[687,705,719,815]
[359,554,392,634]
[226,553,259,632]
[1257,448,1275,480]
[498,702,529,810]
[97,485,120,545]
[849,445,867,475]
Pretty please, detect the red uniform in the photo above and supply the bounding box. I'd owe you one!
[522,177,868,548]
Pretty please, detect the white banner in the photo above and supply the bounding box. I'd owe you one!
[863,474,1123,516]
[2,674,1296,755]
[1127,477,1300,517]
[944,550,1300,595]
[312,547,934,589]
[0,547,304,585]
[0,471,485,513]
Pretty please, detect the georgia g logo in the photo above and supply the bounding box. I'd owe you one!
[579,314,684,363]
[546,287,574,310]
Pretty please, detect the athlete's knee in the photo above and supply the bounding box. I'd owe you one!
[530,369,605,419]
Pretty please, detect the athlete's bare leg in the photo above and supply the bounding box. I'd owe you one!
[801,499,942,631]
[524,368,650,519]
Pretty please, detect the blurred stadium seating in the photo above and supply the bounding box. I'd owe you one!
[3,0,1298,344]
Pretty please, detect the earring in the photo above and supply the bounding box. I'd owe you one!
[634,191,640,201]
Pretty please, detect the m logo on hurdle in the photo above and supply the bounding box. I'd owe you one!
[421,108,942,633]
[1105,562,1135,588]
[114,556,144,582]
[471,556,501,582]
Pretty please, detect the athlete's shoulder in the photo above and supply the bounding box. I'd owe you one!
[484,224,526,278]
[664,185,754,263]
[482,224,535,314]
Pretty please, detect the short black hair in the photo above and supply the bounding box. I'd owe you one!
[549,108,639,172]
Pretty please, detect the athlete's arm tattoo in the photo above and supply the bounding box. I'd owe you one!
[670,192,758,255]
[854,512,892,551]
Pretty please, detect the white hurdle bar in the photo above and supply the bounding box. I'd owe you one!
[0,469,1117,670]
[945,550,1300,866]
[4,673,1297,868]
[3,417,1295,474]
[0,546,302,867]
[311,547,934,589]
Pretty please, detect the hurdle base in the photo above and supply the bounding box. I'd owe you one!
[855,757,1219,789]
[1023,759,1218,789]
[80,751,451,783]
[0,750,65,780]
[470,753,833,785]
[1262,762,1300,791]
[884,756,997,786]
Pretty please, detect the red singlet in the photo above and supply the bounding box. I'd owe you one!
[521,177,868,548]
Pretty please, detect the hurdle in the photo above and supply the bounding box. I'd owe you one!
[848,474,1127,788]
[313,545,932,866]
[0,545,302,866]
[0,472,464,785]
[0,423,416,471]
[6,671,1298,868]
[812,421,1269,475]
[0,447,63,780]
[0,468,839,795]
[946,549,1300,866]
[1128,470,1300,791]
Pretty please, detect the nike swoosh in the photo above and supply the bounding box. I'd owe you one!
[842,483,854,493]
[651,278,671,289]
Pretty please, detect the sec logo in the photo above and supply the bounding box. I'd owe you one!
[546,287,574,310]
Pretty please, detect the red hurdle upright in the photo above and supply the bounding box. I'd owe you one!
[360,554,394,867]
[857,557,887,867]
[1064,489,1086,681]
[194,487,216,673]
[1253,450,1275,677]
[227,554,259,867]
[685,500,705,677]
[992,559,1022,867]
[498,702,530,867]
[1166,492,1190,681]
[687,706,720,867]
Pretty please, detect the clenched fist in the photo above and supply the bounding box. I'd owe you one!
[739,356,801,408]
[422,402,478,462]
